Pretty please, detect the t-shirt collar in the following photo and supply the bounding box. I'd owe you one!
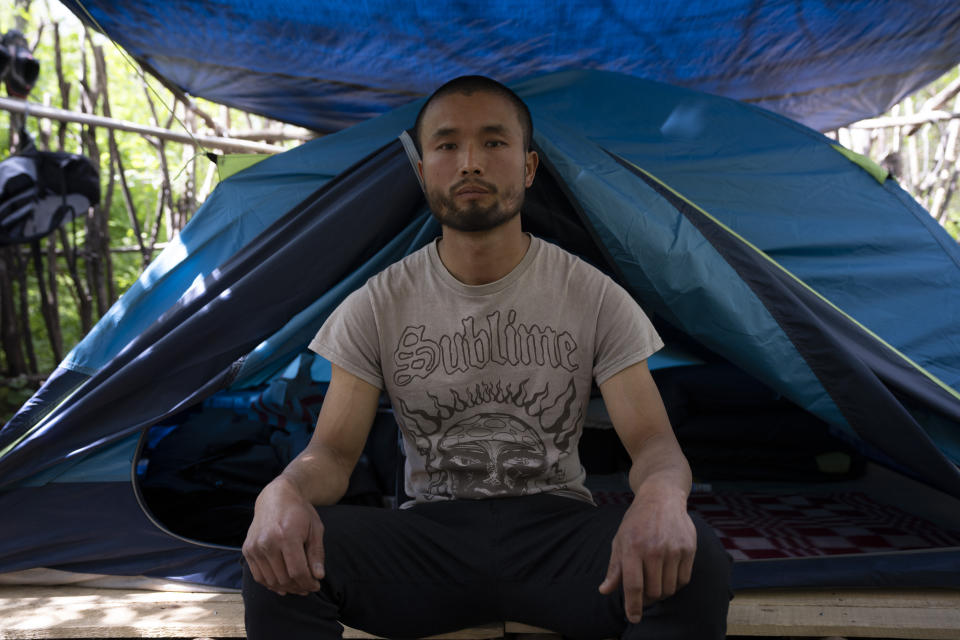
[428,233,541,297]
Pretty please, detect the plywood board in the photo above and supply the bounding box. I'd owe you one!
[0,586,246,638]
[0,586,503,639]
[726,589,960,639]
[3,585,959,639]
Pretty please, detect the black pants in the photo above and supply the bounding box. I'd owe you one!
[242,494,731,639]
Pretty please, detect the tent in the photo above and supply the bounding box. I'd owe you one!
[59,0,960,133]
[2,70,960,590]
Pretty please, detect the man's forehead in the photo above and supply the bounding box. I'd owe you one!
[422,91,523,137]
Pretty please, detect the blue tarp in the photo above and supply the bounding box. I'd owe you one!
[2,70,960,588]
[61,0,960,132]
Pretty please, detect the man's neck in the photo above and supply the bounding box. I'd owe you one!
[436,218,531,286]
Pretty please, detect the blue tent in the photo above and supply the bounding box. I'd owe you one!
[2,71,959,590]
[60,0,960,133]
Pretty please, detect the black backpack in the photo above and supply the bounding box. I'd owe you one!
[0,136,100,246]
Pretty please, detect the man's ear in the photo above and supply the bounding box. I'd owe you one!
[524,150,539,188]
[417,160,423,180]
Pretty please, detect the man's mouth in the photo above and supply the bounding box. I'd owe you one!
[453,181,495,197]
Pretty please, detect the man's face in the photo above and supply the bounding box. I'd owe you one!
[417,91,537,232]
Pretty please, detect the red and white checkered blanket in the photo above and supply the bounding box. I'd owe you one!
[593,490,960,560]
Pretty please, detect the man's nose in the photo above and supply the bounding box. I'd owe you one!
[459,144,483,175]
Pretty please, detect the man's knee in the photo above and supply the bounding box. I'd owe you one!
[242,557,343,640]
[623,513,730,640]
[691,511,731,585]
[685,512,733,632]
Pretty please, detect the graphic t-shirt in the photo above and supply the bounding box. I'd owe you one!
[309,235,663,505]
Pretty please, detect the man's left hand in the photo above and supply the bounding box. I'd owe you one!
[598,486,696,623]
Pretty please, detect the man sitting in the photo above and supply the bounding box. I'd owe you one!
[242,75,731,640]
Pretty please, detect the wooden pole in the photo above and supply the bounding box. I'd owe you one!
[905,97,920,189]
[225,128,315,142]
[904,73,960,137]
[848,110,959,129]
[0,249,29,376]
[930,95,960,223]
[13,249,38,374]
[0,97,289,154]
[30,241,63,364]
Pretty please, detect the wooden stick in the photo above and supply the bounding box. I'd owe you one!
[52,22,71,152]
[112,144,149,266]
[225,128,316,142]
[30,241,63,363]
[89,46,111,317]
[905,98,920,189]
[56,225,93,334]
[905,71,960,136]
[11,244,172,259]
[0,252,23,375]
[45,234,64,360]
[38,94,52,150]
[140,82,176,243]
[16,250,38,374]
[135,81,166,257]
[0,97,288,154]
[930,96,960,223]
[848,110,959,129]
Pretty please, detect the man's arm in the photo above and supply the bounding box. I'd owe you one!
[242,363,381,596]
[596,360,696,623]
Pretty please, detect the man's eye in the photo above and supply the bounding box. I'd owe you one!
[486,140,506,147]
[438,142,456,150]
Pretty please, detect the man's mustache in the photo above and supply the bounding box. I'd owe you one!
[449,178,498,195]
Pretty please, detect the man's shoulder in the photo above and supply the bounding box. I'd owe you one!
[364,241,434,292]
[534,236,616,288]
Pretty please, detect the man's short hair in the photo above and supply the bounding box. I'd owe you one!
[413,75,533,154]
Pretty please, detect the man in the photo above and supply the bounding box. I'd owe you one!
[242,76,731,639]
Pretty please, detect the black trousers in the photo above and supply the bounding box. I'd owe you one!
[242,494,732,639]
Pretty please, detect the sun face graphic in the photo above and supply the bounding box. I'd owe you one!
[436,412,548,498]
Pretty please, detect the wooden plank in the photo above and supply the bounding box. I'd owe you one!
[505,622,552,634]
[726,589,960,639]
[0,586,246,639]
[508,589,960,639]
[343,623,504,639]
[0,586,502,639]
[3,585,960,639]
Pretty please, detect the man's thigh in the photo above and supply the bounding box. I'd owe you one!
[491,495,731,640]
[248,496,730,640]
[318,502,501,638]
[493,495,628,638]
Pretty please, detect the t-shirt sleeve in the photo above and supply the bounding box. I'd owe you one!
[592,280,664,385]
[308,286,384,389]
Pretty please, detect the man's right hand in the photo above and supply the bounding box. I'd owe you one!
[242,364,380,596]
[242,475,326,596]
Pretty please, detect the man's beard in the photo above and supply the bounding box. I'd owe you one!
[425,178,524,232]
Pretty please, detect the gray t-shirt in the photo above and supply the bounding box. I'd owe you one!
[309,235,663,505]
